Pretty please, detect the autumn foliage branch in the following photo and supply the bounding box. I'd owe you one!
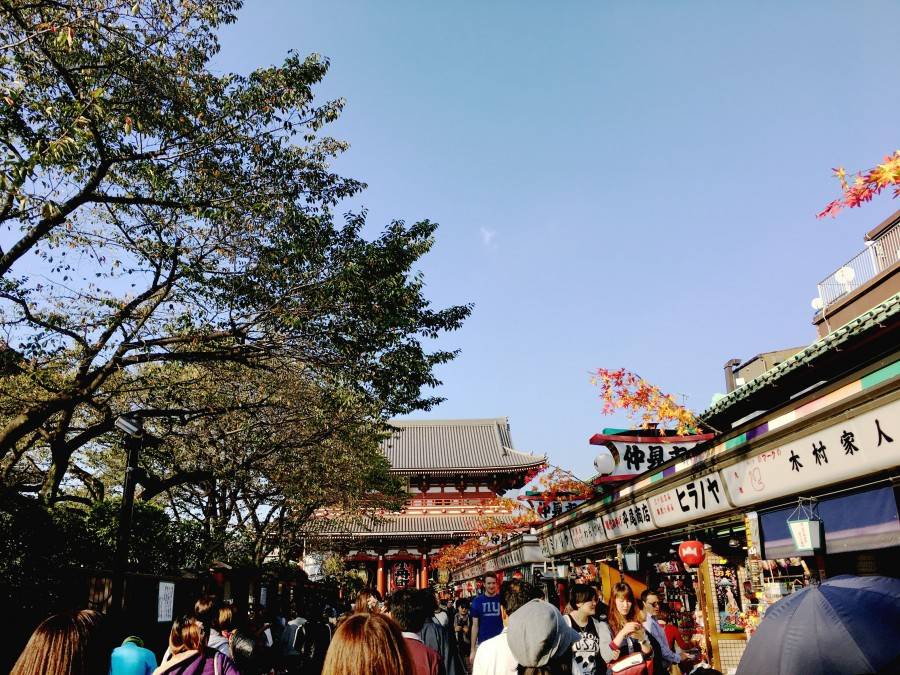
[531,466,595,502]
[818,150,900,218]
[591,368,701,435]
[431,465,596,571]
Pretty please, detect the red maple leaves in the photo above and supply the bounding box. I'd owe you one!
[591,368,701,435]
[818,151,900,218]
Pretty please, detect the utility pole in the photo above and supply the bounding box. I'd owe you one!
[110,416,144,618]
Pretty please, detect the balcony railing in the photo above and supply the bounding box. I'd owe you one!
[816,219,900,310]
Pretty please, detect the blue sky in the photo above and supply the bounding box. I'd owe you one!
[215,1,900,478]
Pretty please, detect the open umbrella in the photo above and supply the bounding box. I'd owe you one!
[736,575,900,675]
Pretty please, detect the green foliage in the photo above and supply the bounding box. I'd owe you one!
[79,498,205,573]
[0,0,469,509]
[317,552,365,598]
[0,493,200,621]
[0,491,209,668]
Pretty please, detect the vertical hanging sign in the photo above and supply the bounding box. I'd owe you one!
[157,581,175,623]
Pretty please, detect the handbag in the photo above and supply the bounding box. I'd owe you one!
[609,651,652,675]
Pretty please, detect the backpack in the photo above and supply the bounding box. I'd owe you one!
[291,622,306,653]
[297,620,333,673]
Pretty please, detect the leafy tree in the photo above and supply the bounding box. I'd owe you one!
[81,498,204,572]
[112,361,410,566]
[0,492,198,621]
[0,0,469,504]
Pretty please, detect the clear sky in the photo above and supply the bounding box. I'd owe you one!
[214,1,900,478]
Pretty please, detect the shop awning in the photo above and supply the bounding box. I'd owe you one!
[760,485,900,558]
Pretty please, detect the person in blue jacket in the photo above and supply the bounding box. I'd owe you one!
[110,636,158,675]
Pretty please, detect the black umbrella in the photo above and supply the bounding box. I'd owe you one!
[736,575,900,675]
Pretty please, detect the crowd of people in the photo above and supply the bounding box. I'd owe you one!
[10,573,726,675]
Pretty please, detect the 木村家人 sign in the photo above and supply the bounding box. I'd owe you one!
[722,398,900,507]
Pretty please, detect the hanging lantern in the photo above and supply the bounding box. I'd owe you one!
[593,449,617,475]
[678,540,705,567]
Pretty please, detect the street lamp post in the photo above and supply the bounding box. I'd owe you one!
[110,415,144,617]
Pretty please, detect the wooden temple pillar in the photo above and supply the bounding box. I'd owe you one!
[420,552,429,589]
[376,553,386,597]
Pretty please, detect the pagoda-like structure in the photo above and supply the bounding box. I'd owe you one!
[320,418,545,596]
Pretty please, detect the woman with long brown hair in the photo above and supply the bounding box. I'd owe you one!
[353,588,384,614]
[11,609,108,675]
[321,612,415,675]
[597,582,653,668]
[153,614,240,675]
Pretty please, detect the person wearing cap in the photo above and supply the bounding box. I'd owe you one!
[110,635,158,675]
[473,579,538,675]
[506,598,581,675]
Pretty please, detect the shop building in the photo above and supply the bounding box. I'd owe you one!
[451,532,548,594]
[533,212,900,673]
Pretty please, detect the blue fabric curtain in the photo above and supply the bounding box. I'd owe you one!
[759,485,900,558]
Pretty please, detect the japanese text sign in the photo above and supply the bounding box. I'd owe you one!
[606,440,700,476]
[723,398,900,507]
[601,500,655,539]
[647,471,730,527]
[567,518,608,550]
[157,581,175,623]
[539,528,573,558]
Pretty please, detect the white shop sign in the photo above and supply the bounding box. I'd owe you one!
[648,471,730,527]
[539,528,573,558]
[455,558,487,581]
[495,548,525,570]
[723,398,900,507]
[601,500,655,540]
[606,440,701,476]
[568,518,607,550]
[157,581,175,623]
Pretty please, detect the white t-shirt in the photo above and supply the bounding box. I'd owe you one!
[472,629,518,675]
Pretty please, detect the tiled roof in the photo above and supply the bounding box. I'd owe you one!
[701,291,900,421]
[311,513,520,537]
[381,418,545,473]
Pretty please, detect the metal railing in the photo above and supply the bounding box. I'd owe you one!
[817,220,900,309]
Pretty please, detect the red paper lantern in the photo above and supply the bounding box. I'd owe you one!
[678,540,705,567]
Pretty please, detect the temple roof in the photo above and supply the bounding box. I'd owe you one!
[381,418,545,475]
[313,513,520,538]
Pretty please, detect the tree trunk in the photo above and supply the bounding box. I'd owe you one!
[0,397,73,461]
